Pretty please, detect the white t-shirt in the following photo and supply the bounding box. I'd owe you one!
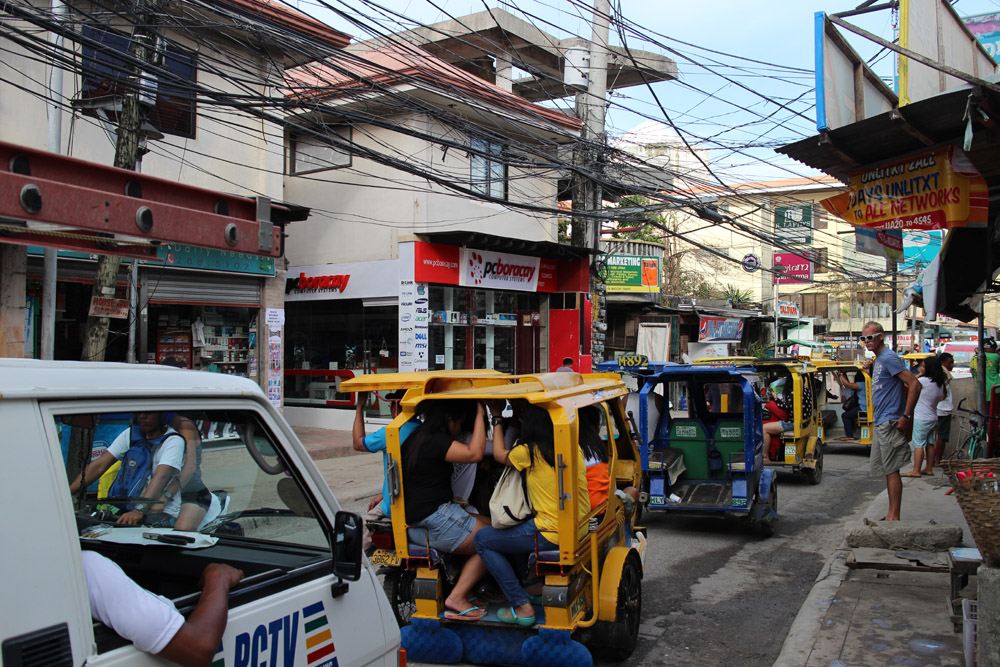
[914,377,945,423]
[938,370,954,416]
[108,426,185,517]
[82,551,184,655]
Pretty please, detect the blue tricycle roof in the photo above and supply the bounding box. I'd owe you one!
[597,359,752,379]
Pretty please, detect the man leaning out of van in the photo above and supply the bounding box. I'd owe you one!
[69,411,184,526]
[83,550,243,666]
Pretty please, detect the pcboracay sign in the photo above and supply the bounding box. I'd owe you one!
[460,248,539,292]
[285,272,350,294]
[821,146,988,230]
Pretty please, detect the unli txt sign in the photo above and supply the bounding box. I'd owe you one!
[821,146,988,230]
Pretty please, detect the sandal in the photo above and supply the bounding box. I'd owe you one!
[444,606,486,622]
[497,607,535,627]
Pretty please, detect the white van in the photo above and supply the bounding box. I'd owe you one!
[0,359,401,666]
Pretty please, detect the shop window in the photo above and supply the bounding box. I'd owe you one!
[80,26,196,139]
[289,126,352,174]
[470,138,507,199]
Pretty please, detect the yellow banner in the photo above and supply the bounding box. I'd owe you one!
[821,146,988,230]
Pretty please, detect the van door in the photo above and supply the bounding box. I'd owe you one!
[42,401,399,667]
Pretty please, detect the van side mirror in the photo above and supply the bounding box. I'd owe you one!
[330,511,363,596]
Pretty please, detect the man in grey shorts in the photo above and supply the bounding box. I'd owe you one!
[860,321,921,521]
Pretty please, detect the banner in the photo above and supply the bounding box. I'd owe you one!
[855,227,903,260]
[774,205,813,244]
[773,252,813,284]
[777,300,800,318]
[821,146,988,230]
[698,317,745,343]
[459,248,540,292]
[605,254,660,293]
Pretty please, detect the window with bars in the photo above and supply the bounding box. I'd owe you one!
[470,138,507,199]
[81,26,196,139]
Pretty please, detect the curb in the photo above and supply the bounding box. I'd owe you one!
[772,543,852,667]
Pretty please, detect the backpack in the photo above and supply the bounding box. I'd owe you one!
[489,445,535,529]
[107,427,172,501]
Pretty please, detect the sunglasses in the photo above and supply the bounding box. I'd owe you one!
[858,334,880,342]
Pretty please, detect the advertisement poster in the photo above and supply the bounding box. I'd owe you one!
[777,300,800,318]
[698,317,745,343]
[398,280,429,372]
[964,12,1000,58]
[773,252,813,284]
[774,205,813,244]
[688,342,731,361]
[604,254,661,293]
[268,335,282,373]
[266,377,282,409]
[459,248,539,292]
[855,227,904,260]
[821,146,988,230]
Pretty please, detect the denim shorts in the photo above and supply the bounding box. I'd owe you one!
[779,420,794,432]
[910,419,936,449]
[408,501,477,552]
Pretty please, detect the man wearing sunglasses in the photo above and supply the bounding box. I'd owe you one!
[861,321,921,521]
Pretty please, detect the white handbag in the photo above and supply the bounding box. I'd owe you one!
[488,464,534,529]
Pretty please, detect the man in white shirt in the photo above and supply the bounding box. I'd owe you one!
[83,551,242,665]
[70,412,186,525]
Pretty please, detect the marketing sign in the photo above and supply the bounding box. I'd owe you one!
[773,252,813,284]
[777,300,800,318]
[855,227,904,260]
[398,280,429,372]
[821,146,989,231]
[604,254,660,293]
[774,205,813,244]
[88,297,129,319]
[901,230,943,272]
[459,248,540,292]
[698,317,745,343]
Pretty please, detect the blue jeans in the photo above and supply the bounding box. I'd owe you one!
[474,519,556,608]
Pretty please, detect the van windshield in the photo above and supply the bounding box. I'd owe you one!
[59,409,329,550]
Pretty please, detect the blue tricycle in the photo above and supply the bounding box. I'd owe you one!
[597,359,778,536]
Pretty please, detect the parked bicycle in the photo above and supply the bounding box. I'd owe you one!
[954,398,987,460]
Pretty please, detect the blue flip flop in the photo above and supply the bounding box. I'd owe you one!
[444,606,486,622]
[497,607,536,627]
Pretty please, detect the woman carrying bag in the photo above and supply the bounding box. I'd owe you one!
[474,404,590,626]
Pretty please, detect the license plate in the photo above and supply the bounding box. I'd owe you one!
[370,549,401,567]
[784,445,797,463]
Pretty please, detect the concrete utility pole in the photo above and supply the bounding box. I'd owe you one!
[41,0,66,360]
[80,1,158,362]
[571,0,610,363]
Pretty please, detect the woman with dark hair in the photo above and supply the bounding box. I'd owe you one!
[579,406,610,509]
[925,352,955,473]
[902,355,947,478]
[401,399,489,621]
[474,404,590,626]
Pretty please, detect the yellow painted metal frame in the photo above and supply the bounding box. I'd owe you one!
[812,359,874,447]
[340,370,643,633]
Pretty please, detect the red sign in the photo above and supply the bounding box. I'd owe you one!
[414,242,460,284]
[88,297,129,319]
[773,252,812,284]
[285,272,350,293]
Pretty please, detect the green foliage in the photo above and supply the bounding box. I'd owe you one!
[722,284,753,308]
[744,340,769,359]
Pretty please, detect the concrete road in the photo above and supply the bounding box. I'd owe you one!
[624,443,882,667]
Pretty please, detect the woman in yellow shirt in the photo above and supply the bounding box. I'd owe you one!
[474,404,590,626]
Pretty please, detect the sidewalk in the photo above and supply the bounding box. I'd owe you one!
[291,425,385,515]
[776,474,973,667]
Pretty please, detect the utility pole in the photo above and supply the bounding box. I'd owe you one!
[889,258,898,351]
[41,0,67,360]
[80,1,158,361]
[571,0,610,364]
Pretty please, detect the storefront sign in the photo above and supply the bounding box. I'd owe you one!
[157,243,276,276]
[459,248,540,292]
[777,300,800,318]
[415,243,461,284]
[604,254,660,293]
[773,252,813,284]
[741,253,761,273]
[855,227,903,260]
[698,317,745,343]
[88,296,129,319]
[286,259,398,301]
[774,205,813,244]
[285,272,350,294]
[398,280,428,372]
[821,146,989,230]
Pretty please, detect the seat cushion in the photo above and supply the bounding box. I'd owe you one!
[407,543,441,564]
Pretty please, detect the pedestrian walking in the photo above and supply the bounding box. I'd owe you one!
[860,321,921,521]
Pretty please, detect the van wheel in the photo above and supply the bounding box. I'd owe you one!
[383,570,416,627]
[804,442,824,485]
[591,553,642,661]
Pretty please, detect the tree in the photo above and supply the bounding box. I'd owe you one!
[722,284,753,308]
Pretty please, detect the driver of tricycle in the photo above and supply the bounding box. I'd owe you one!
[69,412,185,527]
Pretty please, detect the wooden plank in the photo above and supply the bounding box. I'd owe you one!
[847,547,950,572]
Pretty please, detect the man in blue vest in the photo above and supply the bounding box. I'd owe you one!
[70,412,186,526]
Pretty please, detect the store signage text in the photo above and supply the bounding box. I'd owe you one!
[821,146,988,230]
[698,317,745,343]
[777,300,800,317]
[604,254,660,294]
[773,252,813,284]
[459,248,540,292]
[285,272,350,294]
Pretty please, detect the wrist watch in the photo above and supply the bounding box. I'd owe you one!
[491,416,503,426]
[902,414,912,420]
[132,503,148,514]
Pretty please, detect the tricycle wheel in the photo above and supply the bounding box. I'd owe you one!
[757,483,777,538]
[591,553,642,661]
[803,441,824,485]
[383,569,416,627]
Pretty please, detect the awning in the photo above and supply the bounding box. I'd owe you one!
[419,231,592,260]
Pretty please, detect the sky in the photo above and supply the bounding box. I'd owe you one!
[289,0,1000,183]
